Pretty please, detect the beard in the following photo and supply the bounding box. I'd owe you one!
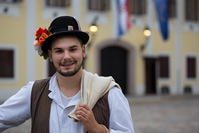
[56,58,83,77]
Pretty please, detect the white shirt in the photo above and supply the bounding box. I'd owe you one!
[0,74,134,133]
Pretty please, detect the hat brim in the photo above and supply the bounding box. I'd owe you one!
[41,30,89,54]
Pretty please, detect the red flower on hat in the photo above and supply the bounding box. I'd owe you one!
[35,33,48,46]
[35,28,51,46]
[34,27,52,59]
[35,28,47,39]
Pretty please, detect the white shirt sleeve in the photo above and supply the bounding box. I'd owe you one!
[108,87,134,133]
[0,81,34,132]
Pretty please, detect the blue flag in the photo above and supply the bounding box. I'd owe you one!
[154,0,169,40]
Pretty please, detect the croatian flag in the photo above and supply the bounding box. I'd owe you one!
[116,0,131,38]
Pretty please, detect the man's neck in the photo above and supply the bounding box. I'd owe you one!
[56,69,83,97]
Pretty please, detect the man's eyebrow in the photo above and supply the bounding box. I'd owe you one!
[52,45,78,50]
[70,45,78,48]
[53,47,62,51]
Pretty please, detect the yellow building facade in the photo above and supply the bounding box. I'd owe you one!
[0,0,198,101]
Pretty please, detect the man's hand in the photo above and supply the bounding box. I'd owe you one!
[75,104,108,133]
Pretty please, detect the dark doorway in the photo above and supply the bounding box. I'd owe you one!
[144,57,157,94]
[100,46,128,94]
[48,59,56,77]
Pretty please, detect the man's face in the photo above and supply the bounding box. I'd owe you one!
[48,36,86,77]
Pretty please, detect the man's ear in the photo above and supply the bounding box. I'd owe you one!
[82,45,86,58]
[48,50,53,62]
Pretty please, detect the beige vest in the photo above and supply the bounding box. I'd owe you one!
[31,78,109,133]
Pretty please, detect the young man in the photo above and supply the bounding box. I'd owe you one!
[0,16,134,133]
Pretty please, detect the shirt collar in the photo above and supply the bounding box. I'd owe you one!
[48,73,81,109]
[48,73,63,107]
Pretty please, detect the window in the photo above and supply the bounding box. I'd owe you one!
[185,0,199,21]
[43,0,70,20]
[0,0,22,3]
[45,0,70,7]
[0,49,14,78]
[130,0,146,15]
[168,0,176,18]
[187,57,196,78]
[88,0,110,11]
[130,0,175,17]
[158,56,169,78]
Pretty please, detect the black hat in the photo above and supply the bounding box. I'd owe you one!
[41,16,89,54]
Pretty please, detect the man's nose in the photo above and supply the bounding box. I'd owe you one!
[63,51,71,59]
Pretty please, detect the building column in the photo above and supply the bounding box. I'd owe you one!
[175,0,182,94]
[111,0,118,39]
[72,0,81,20]
[146,0,153,56]
[26,0,36,82]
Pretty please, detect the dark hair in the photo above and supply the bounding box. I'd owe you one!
[49,35,84,51]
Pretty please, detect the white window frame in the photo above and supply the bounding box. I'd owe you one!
[130,0,146,29]
[0,44,18,83]
[131,15,144,29]
[156,53,172,95]
[85,0,108,26]
[184,53,198,81]
[184,22,199,33]
[183,0,199,33]
[0,2,20,17]
[156,52,172,82]
[42,0,68,20]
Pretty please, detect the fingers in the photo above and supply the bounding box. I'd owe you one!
[75,104,102,132]
[78,104,91,111]
[76,107,88,120]
[75,104,92,121]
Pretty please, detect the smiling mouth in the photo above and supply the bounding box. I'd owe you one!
[60,61,75,67]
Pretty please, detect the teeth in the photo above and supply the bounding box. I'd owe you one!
[62,62,73,66]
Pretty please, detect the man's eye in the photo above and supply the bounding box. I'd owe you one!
[70,48,77,52]
[55,50,63,53]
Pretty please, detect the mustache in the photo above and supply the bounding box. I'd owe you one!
[59,59,76,65]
